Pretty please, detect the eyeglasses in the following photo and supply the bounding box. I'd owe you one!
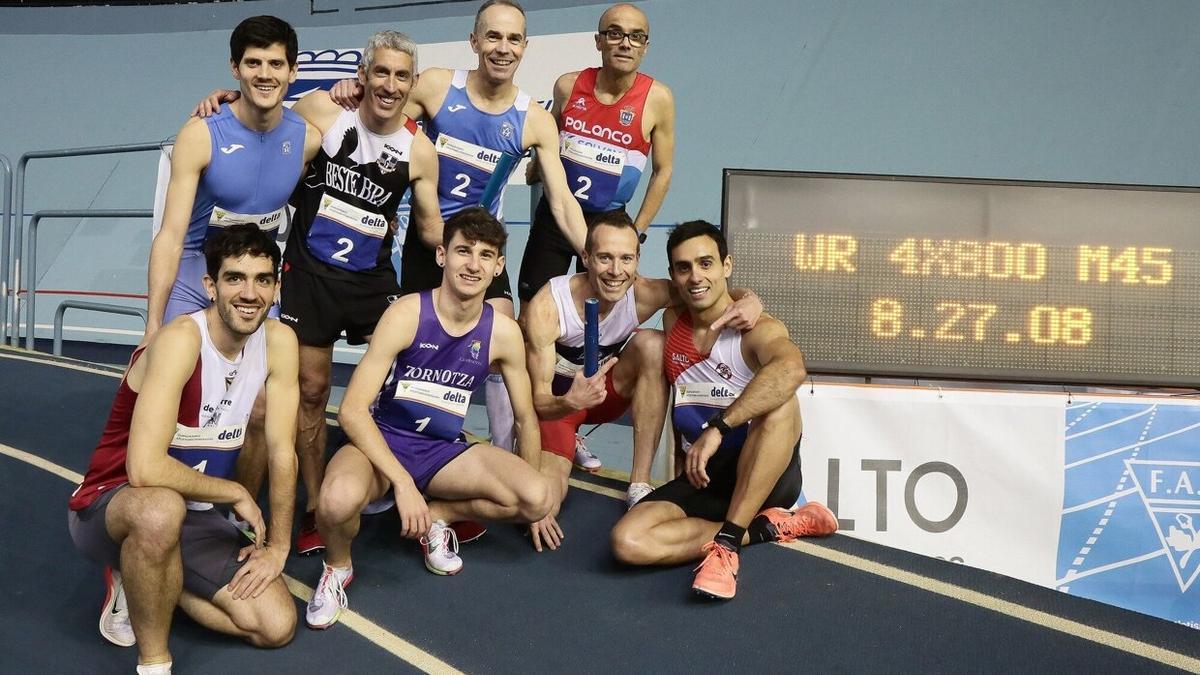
[599,28,649,47]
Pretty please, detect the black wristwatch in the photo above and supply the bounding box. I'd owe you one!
[638,230,648,244]
[706,412,733,436]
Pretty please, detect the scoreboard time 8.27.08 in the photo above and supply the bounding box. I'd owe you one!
[723,171,1200,386]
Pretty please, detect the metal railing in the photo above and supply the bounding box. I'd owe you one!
[53,301,148,357]
[8,142,161,347]
[23,209,153,350]
[0,154,12,342]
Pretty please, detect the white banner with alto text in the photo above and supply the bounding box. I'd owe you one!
[796,384,1200,630]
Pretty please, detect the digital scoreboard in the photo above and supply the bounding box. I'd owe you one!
[722,170,1200,386]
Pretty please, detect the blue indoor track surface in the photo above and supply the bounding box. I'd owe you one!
[2,348,1199,674]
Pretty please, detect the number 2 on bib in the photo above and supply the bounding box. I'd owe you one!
[331,237,354,263]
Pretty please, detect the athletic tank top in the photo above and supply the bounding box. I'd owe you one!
[663,311,754,451]
[425,70,529,219]
[548,273,639,396]
[185,104,307,252]
[69,312,269,511]
[373,291,494,441]
[287,111,417,278]
[558,68,654,212]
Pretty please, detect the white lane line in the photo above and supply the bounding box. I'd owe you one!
[1056,550,1167,586]
[1065,421,1200,469]
[1065,406,1154,440]
[0,443,84,483]
[283,577,462,674]
[568,477,626,501]
[0,348,124,377]
[782,540,1200,674]
[0,442,460,675]
[1062,488,1139,514]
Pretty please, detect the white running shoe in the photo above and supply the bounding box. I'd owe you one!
[421,520,463,575]
[306,563,353,630]
[99,566,135,647]
[626,482,653,509]
[573,435,602,472]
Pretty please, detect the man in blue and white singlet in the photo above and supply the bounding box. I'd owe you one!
[303,208,551,630]
[521,212,763,551]
[147,16,320,339]
[329,0,591,453]
[610,221,837,602]
[69,225,301,673]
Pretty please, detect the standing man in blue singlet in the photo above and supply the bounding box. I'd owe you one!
[518,3,675,301]
[148,15,320,337]
[610,221,837,601]
[329,0,590,453]
[69,225,301,674]
[303,208,551,630]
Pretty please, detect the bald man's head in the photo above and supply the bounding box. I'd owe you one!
[598,3,647,32]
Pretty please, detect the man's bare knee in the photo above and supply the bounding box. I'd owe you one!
[318,474,369,524]
[119,489,186,557]
[245,596,296,648]
[628,330,664,367]
[298,369,331,413]
[610,518,655,566]
[516,477,552,523]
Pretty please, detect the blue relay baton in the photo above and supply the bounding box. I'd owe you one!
[584,298,600,377]
[478,152,521,210]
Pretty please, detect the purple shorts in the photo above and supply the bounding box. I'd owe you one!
[377,422,474,492]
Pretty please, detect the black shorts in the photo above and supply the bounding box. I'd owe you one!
[68,484,249,601]
[640,439,804,523]
[280,262,401,346]
[400,223,512,302]
[516,197,627,302]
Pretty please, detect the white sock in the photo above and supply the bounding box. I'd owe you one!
[323,562,353,584]
[136,662,172,675]
[486,373,515,451]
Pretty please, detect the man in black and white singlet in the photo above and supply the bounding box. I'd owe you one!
[324,1,591,455]
[279,31,443,556]
[68,225,301,673]
[520,212,764,551]
[610,221,837,602]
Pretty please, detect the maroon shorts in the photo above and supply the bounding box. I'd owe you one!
[539,370,630,461]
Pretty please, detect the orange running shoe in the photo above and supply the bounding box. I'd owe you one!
[692,541,740,600]
[756,502,839,542]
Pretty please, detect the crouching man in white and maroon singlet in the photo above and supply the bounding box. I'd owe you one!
[68,223,301,674]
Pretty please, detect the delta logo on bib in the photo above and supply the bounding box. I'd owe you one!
[1057,401,1200,628]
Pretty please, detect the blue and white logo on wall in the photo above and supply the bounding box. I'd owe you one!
[287,49,362,103]
[1057,402,1200,629]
